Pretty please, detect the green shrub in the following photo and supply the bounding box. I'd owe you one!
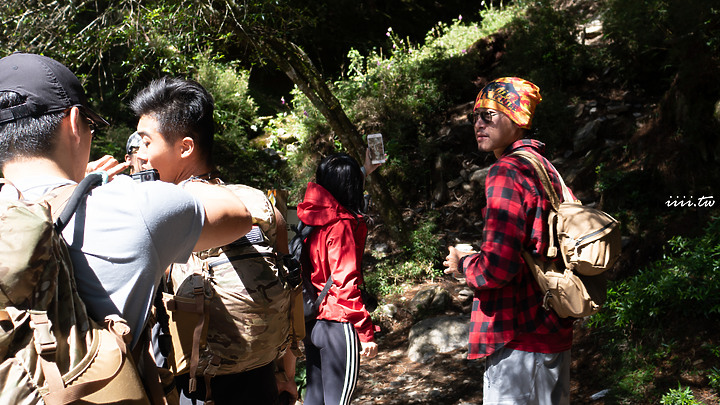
[196,55,259,139]
[364,214,445,298]
[660,384,700,405]
[590,218,720,332]
[498,1,591,149]
[709,367,720,395]
[194,55,291,189]
[602,0,720,93]
[601,0,671,92]
[90,124,137,162]
[409,214,444,264]
[502,1,590,89]
[274,7,523,206]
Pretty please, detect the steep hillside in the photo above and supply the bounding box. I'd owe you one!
[351,2,720,403]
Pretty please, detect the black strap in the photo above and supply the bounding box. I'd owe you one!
[55,173,103,232]
[0,103,31,125]
[315,276,334,309]
[228,226,265,247]
[297,221,330,299]
[289,220,315,259]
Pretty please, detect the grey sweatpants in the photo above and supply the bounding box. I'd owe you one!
[303,320,360,405]
[483,347,571,405]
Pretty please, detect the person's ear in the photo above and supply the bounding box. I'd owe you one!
[68,106,84,143]
[179,136,195,158]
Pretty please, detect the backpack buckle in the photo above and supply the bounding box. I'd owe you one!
[542,291,553,311]
[204,356,221,377]
[30,312,57,355]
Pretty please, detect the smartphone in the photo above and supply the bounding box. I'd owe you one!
[367,133,386,164]
[131,169,160,182]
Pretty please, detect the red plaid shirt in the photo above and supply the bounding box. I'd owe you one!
[460,139,574,359]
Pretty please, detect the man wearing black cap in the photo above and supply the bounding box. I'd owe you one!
[0,52,253,349]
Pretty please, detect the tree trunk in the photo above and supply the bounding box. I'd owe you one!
[201,2,406,237]
[256,35,406,238]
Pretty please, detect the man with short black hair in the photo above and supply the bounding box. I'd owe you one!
[131,76,296,405]
[0,53,252,349]
[444,77,575,405]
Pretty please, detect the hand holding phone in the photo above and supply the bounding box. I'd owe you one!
[367,133,386,164]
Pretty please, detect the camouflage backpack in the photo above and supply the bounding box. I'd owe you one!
[0,173,150,405]
[162,183,297,399]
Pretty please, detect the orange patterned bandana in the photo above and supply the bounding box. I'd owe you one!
[473,77,542,129]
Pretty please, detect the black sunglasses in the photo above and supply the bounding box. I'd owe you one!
[469,110,498,125]
[78,109,99,138]
[65,107,99,138]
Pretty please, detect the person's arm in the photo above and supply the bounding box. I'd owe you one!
[463,162,527,291]
[273,206,289,255]
[325,222,376,349]
[273,207,301,396]
[182,181,252,251]
[363,148,386,177]
[275,351,298,401]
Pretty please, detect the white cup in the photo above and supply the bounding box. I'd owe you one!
[451,244,474,281]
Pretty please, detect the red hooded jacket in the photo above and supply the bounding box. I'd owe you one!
[297,182,375,342]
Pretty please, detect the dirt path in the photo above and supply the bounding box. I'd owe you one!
[350,279,604,404]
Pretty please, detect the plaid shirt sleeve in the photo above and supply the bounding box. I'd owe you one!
[461,149,573,359]
[464,162,526,290]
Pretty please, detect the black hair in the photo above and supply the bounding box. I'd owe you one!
[315,153,365,216]
[0,91,63,167]
[130,77,215,164]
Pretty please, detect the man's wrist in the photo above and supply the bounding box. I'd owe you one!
[458,255,469,274]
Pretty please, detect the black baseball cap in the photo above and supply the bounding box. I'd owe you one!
[126,131,142,155]
[0,53,108,126]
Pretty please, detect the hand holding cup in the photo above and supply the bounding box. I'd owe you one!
[443,244,476,278]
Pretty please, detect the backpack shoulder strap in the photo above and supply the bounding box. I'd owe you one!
[0,173,103,231]
[511,150,575,209]
[511,150,568,258]
[52,173,104,231]
[295,221,333,306]
[297,220,315,241]
[315,276,334,308]
[0,178,23,200]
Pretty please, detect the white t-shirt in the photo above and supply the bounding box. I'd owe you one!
[4,174,205,347]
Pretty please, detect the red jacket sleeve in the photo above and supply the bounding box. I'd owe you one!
[319,221,375,342]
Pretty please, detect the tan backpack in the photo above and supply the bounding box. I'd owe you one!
[512,150,622,318]
[161,184,297,401]
[0,173,151,405]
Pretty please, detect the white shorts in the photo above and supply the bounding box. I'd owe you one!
[483,346,570,405]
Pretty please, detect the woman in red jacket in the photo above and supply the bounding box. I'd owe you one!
[297,153,378,405]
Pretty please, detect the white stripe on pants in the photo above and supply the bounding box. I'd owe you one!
[304,320,360,405]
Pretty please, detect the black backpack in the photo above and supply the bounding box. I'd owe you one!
[286,221,333,322]
[286,220,378,323]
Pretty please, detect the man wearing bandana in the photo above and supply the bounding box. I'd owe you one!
[444,77,575,404]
